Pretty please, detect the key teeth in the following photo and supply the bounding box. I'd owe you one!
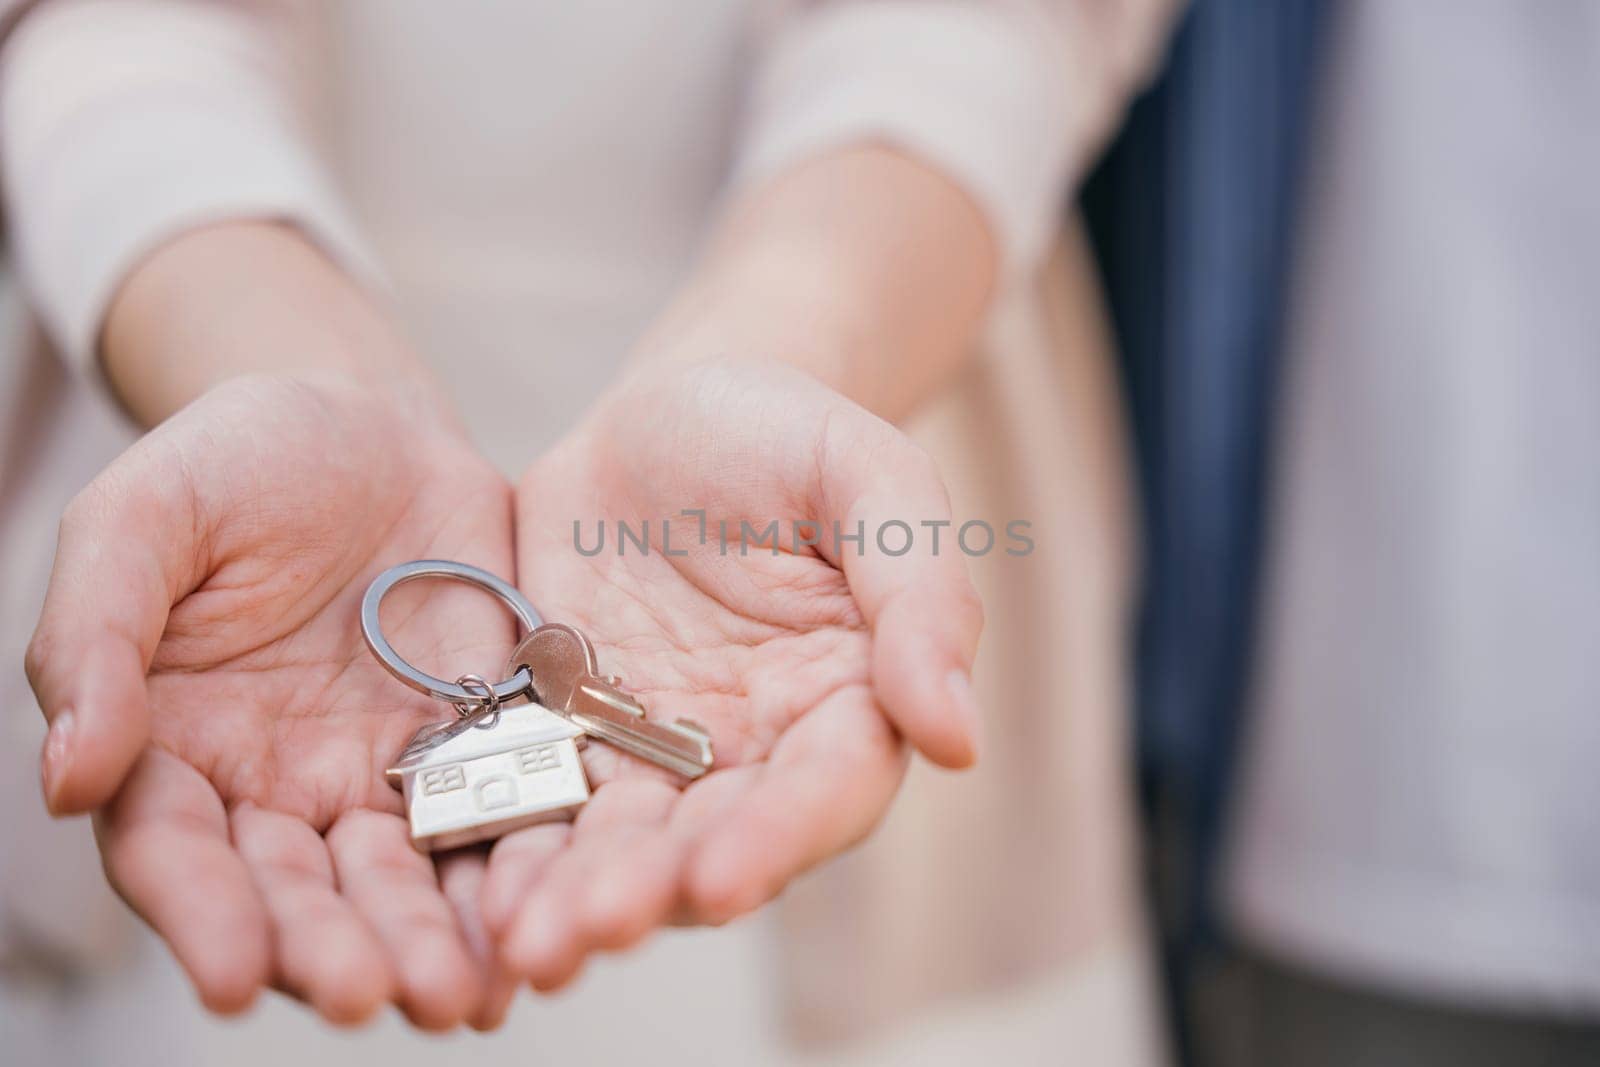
[674,718,711,742]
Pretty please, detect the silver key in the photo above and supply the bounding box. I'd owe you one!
[505,623,713,779]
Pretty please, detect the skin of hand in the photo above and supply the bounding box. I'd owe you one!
[26,225,520,1029]
[483,360,986,990]
[483,146,998,989]
[31,141,999,1014]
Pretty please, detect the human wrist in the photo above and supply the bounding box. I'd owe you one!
[101,220,453,430]
[631,146,996,421]
[632,246,873,400]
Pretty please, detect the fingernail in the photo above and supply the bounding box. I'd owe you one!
[945,671,982,759]
[41,709,75,810]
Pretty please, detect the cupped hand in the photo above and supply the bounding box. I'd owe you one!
[483,361,984,989]
[25,375,520,1028]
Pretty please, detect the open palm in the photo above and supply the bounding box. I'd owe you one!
[483,362,984,989]
[26,376,520,1028]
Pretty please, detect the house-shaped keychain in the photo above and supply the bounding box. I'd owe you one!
[387,701,590,852]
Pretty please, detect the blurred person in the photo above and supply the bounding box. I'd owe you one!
[0,3,1181,1066]
[1087,1,1600,1064]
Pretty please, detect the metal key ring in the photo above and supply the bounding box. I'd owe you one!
[452,673,502,726]
[361,559,543,707]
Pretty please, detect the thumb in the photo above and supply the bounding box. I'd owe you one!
[815,414,985,768]
[24,450,201,813]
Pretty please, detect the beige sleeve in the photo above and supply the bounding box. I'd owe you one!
[734,0,1182,277]
[0,0,379,371]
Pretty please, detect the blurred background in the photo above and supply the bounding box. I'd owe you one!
[4,1,1599,1065]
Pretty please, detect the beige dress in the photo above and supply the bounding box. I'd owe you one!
[782,230,1162,1065]
[0,1,1177,1062]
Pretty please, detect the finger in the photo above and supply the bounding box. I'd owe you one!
[500,780,679,990]
[327,810,483,1031]
[685,685,906,925]
[815,419,985,768]
[437,848,519,1031]
[481,822,572,938]
[656,767,768,927]
[95,748,269,1014]
[572,781,685,951]
[231,804,393,1025]
[653,765,765,926]
[25,456,199,813]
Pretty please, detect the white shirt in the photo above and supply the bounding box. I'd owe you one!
[1227,0,1600,1012]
